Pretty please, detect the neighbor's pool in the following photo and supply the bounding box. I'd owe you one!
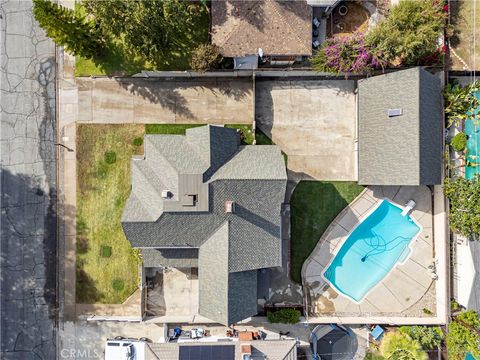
[323,200,421,303]
[466,89,480,180]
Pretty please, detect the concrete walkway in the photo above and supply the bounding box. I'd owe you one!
[303,186,436,320]
[77,77,254,124]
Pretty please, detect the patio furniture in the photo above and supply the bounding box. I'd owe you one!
[313,17,321,28]
[401,200,416,216]
[370,325,385,341]
[312,40,321,49]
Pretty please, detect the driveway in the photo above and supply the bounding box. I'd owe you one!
[77,77,253,124]
[256,80,357,181]
[1,1,57,358]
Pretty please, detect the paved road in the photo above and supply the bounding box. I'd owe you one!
[1,1,57,359]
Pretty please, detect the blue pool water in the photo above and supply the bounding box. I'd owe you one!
[466,89,480,180]
[323,200,421,303]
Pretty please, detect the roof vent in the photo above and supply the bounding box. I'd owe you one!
[161,190,172,199]
[225,200,235,213]
[388,108,403,117]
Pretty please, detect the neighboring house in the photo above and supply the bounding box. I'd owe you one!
[121,125,287,325]
[357,67,443,186]
[211,0,312,69]
[147,339,297,360]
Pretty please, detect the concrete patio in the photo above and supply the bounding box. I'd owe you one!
[302,186,437,318]
[255,79,357,181]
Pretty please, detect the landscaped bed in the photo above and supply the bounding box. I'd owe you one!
[290,181,364,283]
[76,124,144,303]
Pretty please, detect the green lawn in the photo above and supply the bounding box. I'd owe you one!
[76,124,144,303]
[74,3,210,76]
[146,124,254,145]
[290,181,365,283]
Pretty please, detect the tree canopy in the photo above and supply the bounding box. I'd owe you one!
[447,311,480,360]
[399,326,444,350]
[380,331,428,360]
[365,0,446,65]
[33,0,105,59]
[444,176,480,239]
[82,0,207,67]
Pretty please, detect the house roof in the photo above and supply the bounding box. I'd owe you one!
[122,125,287,325]
[358,67,443,186]
[146,340,297,360]
[211,0,312,57]
[141,249,198,268]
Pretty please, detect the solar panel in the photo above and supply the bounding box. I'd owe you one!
[179,345,235,360]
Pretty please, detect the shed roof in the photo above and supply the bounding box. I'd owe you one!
[358,67,443,186]
[211,0,312,57]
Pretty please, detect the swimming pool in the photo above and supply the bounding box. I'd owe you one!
[466,89,480,180]
[323,200,421,303]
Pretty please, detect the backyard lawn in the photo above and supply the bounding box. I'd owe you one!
[76,124,144,303]
[290,181,364,283]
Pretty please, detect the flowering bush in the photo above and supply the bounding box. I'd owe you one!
[312,32,385,77]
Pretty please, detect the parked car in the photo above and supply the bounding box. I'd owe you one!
[104,338,146,360]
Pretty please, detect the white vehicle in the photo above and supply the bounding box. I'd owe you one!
[104,338,146,360]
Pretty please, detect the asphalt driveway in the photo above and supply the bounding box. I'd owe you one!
[256,79,357,181]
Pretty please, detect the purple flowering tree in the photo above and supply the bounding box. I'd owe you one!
[312,32,385,78]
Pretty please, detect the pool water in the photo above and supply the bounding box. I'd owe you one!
[466,89,480,180]
[323,200,421,303]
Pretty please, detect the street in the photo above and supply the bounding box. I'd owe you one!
[1,1,57,359]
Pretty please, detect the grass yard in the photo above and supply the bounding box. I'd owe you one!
[74,3,209,76]
[76,124,144,303]
[450,1,480,70]
[146,124,254,144]
[290,181,364,283]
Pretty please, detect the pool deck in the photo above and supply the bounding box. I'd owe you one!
[302,186,437,319]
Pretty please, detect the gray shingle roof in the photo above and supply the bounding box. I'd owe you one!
[358,67,443,186]
[141,249,198,268]
[121,125,287,325]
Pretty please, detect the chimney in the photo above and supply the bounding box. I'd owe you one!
[225,200,235,213]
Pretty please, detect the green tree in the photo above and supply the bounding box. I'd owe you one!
[444,177,480,239]
[447,310,480,360]
[399,326,444,350]
[365,0,446,65]
[33,0,105,59]
[450,132,468,152]
[190,44,222,72]
[444,81,480,127]
[380,331,428,360]
[84,0,206,67]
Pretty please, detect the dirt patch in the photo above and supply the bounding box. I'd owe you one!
[327,1,370,37]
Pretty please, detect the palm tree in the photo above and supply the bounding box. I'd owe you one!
[380,331,428,360]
